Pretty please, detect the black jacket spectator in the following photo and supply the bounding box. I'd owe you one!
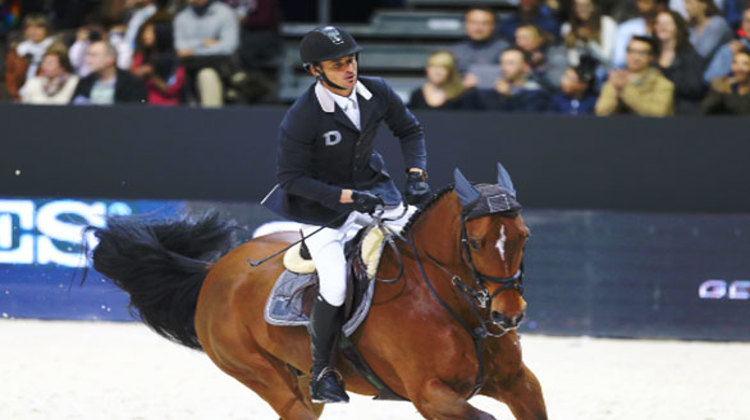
[71,69,148,104]
[658,47,707,113]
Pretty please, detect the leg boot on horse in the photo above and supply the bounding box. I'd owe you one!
[308,293,350,404]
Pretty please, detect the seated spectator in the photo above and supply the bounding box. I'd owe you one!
[16,14,55,86]
[549,57,599,114]
[561,0,618,67]
[408,50,478,110]
[668,0,722,20]
[451,7,511,89]
[70,40,147,105]
[704,5,750,82]
[499,0,561,42]
[21,45,79,105]
[596,36,675,116]
[515,24,569,89]
[131,16,185,106]
[124,0,158,49]
[612,0,667,68]
[477,47,550,112]
[654,10,706,113]
[701,47,750,114]
[174,0,240,107]
[685,0,732,59]
[69,23,133,77]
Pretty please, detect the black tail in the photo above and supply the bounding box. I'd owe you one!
[88,212,237,350]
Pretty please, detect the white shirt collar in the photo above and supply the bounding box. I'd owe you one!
[314,80,373,113]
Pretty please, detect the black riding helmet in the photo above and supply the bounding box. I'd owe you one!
[300,26,362,89]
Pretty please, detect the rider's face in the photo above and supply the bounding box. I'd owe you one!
[314,55,358,93]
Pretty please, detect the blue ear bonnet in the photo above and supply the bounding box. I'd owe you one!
[461,184,522,220]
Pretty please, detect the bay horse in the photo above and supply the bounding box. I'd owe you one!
[88,165,547,419]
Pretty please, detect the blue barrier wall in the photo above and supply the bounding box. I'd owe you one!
[1,198,747,341]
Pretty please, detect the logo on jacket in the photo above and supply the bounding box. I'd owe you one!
[323,130,342,146]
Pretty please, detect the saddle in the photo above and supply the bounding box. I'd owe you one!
[263,224,406,401]
[264,225,395,336]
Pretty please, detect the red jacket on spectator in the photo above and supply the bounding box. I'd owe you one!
[131,53,185,106]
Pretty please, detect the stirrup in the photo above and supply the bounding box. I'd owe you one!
[310,367,349,404]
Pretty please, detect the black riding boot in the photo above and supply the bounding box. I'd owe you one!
[309,293,350,404]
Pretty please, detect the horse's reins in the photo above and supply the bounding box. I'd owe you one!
[403,213,524,400]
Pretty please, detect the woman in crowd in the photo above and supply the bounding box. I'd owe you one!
[654,10,707,113]
[701,47,750,114]
[20,45,79,105]
[684,0,732,59]
[16,14,55,84]
[560,0,618,67]
[408,50,477,110]
[130,16,185,105]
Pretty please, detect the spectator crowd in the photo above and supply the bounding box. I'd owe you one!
[1,0,749,115]
[409,0,750,115]
[2,0,281,107]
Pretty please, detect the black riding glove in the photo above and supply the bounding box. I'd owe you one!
[405,171,432,206]
[351,191,384,214]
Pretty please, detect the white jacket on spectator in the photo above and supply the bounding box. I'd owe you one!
[125,4,157,49]
[17,37,54,81]
[561,15,618,66]
[174,2,239,56]
[611,17,648,69]
[21,74,79,105]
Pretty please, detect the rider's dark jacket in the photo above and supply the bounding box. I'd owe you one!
[263,76,427,226]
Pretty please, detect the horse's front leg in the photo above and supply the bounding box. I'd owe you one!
[410,377,496,420]
[482,363,547,420]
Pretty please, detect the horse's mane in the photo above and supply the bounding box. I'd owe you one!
[401,184,455,235]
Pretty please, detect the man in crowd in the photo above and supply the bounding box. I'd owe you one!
[595,36,674,116]
[549,58,599,114]
[174,0,239,106]
[498,0,560,42]
[478,47,549,111]
[70,40,147,105]
[451,7,510,89]
[514,24,569,89]
[704,5,750,83]
[612,0,667,68]
[701,47,750,114]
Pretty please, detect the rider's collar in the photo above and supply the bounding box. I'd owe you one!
[315,81,372,113]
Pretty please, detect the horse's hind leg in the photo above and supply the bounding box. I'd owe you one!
[482,364,547,420]
[411,377,496,420]
[213,347,322,420]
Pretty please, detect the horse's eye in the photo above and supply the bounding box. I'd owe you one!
[468,239,481,250]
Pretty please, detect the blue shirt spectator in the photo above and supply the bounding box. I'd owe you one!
[685,0,732,59]
[548,62,598,115]
[498,0,561,42]
[703,6,750,82]
[174,0,239,57]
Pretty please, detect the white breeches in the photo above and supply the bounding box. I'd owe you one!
[301,203,416,307]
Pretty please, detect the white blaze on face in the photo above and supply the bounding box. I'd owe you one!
[495,225,507,261]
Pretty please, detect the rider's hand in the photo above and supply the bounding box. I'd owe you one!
[351,191,384,214]
[405,170,432,206]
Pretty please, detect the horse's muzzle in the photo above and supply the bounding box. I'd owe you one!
[491,311,524,330]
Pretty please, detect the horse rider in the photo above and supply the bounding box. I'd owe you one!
[262,26,432,404]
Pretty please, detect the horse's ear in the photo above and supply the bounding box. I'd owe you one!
[497,162,517,198]
[454,168,481,208]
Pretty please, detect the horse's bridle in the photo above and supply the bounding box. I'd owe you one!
[457,214,525,308]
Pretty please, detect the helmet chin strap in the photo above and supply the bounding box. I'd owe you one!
[313,64,348,90]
